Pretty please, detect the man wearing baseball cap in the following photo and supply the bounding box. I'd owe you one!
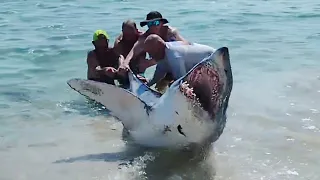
[87,29,123,85]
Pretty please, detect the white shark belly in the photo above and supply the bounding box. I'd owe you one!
[129,92,216,148]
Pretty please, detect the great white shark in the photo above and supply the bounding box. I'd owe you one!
[67,47,233,149]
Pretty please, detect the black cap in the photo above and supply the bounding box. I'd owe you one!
[140,11,169,27]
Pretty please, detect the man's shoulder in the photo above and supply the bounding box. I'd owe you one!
[114,33,123,46]
[169,26,179,36]
[138,34,147,41]
[87,50,96,57]
[86,50,96,65]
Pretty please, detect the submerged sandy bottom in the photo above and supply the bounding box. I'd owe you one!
[1,69,319,180]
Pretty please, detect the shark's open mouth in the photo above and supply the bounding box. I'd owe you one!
[179,64,221,117]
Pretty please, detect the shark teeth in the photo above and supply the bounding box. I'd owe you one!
[179,81,195,98]
[179,81,202,106]
[179,81,203,113]
[179,81,196,98]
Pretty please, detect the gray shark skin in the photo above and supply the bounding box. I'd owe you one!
[67,47,233,148]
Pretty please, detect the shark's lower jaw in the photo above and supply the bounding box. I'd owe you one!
[179,63,221,118]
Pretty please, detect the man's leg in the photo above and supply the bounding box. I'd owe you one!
[155,72,175,92]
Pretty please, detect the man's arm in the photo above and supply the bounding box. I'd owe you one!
[121,38,145,67]
[117,54,124,68]
[147,61,169,87]
[87,51,99,70]
[86,51,100,79]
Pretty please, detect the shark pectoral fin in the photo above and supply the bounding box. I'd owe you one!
[67,78,149,129]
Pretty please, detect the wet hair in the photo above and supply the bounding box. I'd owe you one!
[144,34,166,60]
[122,19,137,29]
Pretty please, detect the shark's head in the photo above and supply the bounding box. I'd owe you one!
[167,47,233,142]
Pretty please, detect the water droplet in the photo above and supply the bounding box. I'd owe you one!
[28,49,34,54]
[233,137,242,141]
[301,118,311,122]
[286,138,295,142]
[303,125,316,130]
[287,170,299,176]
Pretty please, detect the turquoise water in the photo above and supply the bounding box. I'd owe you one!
[1,0,320,179]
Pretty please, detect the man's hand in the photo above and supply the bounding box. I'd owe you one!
[104,67,118,78]
[96,66,117,78]
[136,74,148,84]
[117,64,130,76]
[117,55,130,76]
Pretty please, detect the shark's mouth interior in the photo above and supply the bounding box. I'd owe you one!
[179,64,220,116]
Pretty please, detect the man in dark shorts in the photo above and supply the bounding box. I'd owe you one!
[87,30,127,86]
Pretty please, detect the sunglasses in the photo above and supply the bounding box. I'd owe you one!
[147,20,161,28]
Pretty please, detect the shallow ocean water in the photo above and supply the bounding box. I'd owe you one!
[0,0,319,179]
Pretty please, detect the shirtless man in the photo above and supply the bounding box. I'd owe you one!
[117,11,190,78]
[113,20,147,83]
[87,30,123,85]
[141,34,216,87]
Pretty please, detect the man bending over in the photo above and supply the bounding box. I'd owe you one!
[140,34,216,87]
